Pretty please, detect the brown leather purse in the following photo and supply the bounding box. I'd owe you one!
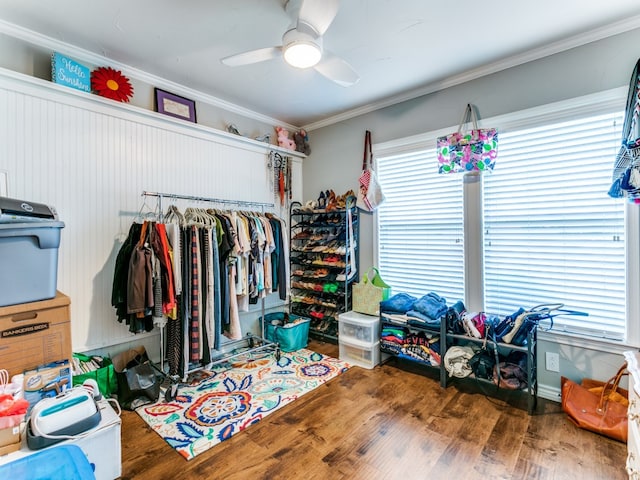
[561,363,628,443]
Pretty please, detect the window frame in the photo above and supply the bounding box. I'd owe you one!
[374,86,640,349]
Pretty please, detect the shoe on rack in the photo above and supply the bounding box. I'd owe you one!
[317,191,326,210]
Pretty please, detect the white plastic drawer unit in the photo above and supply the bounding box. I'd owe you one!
[339,338,381,369]
[338,310,380,345]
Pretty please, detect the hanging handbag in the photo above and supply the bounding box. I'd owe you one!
[437,103,498,174]
[608,58,640,199]
[352,267,391,316]
[561,363,628,443]
[357,130,386,212]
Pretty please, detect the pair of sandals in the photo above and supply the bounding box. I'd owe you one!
[323,282,339,293]
[317,190,334,210]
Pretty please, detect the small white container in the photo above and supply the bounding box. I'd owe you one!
[338,310,380,345]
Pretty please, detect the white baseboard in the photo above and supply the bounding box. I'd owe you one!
[538,383,561,403]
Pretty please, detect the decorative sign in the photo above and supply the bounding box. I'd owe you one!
[51,52,91,92]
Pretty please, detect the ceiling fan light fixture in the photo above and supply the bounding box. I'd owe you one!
[284,41,321,69]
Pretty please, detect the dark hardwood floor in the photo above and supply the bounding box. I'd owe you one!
[119,339,627,480]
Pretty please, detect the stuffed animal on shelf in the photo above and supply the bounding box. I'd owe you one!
[294,129,311,155]
[275,126,296,150]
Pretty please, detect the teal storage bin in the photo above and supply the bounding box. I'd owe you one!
[260,312,310,352]
[0,444,95,479]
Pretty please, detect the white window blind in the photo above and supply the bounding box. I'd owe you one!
[483,112,626,340]
[377,148,465,300]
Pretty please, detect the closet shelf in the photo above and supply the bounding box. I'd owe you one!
[0,67,306,160]
[446,332,531,353]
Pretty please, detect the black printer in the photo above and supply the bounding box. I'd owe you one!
[0,196,58,223]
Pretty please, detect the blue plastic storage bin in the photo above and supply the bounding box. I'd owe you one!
[0,444,95,479]
[0,221,64,306]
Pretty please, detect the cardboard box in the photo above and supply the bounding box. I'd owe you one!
[0,424,21,456]
[0,292,71,378]
[23,360,72,411]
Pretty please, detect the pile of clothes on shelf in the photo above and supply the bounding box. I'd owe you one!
[379,292,448,328]
[380,324,441,366]
[379,291,447,366]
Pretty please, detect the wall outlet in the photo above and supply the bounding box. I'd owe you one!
[546,352,560,372]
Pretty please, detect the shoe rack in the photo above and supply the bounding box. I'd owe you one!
[380,312,538,414]
[289,200,359,343]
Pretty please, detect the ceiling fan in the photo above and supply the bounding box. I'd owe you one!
[221,0,359,87]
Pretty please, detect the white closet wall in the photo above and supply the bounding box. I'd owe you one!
[0,68,302,354]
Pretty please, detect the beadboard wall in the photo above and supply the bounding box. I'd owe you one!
[0,68,302,358]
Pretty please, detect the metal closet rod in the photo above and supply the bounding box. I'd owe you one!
[142,190,275,209]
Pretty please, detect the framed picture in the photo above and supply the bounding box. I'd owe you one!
[154,88,197,123]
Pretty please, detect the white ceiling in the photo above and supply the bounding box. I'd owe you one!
[2,0,640,128]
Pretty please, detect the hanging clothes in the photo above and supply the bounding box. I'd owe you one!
[164,206,184,376]
[189,225,202,362]
[112,222,142,329]
[111,200,289,378]
[151,222,177,315]
[127,221,154,316]
[609,58,640,199]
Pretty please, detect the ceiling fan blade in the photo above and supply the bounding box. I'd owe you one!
[313,51,359,87]
[297,0,339,35]
[221,46,282,67]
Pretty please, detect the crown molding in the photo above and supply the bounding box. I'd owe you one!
[3,13,639,134]
[303,14,640,132]
[0,19,301,131]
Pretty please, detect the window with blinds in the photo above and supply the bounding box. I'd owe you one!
[483,112,626,340]
[376,97,629,343]
[376,148,465,300]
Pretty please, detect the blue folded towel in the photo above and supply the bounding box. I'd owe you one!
[407,310,441,326]
[380,293,417,314]
[412,292,448,320]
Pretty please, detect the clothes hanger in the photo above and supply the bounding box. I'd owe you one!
[135,196,156,223]
[199,208,217,226]
[165,204,185,226]
[184,207,206,227]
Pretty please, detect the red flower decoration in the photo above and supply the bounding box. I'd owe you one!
[91,67,134,102]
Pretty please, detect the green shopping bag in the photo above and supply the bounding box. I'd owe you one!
[72,352,117,398]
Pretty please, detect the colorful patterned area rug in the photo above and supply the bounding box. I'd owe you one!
[137,348,350,460]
